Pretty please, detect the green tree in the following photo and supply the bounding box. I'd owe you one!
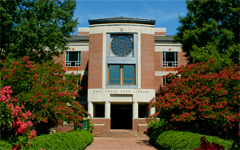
[174,0,240,65]
[0,0,77,62]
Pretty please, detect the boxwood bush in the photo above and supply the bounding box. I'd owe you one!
[0,140,11,150]
[30,130,93,150]
[150,130,233,150]
[0,130,93,150]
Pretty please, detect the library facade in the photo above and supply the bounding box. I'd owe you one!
[55,17,188,134]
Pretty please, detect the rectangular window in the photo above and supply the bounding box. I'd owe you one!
[108,64,135,85]
[163,77,170,86]
[66,51,81,66]
[109,65,121,85]
[123,65,135,85]
[163,52,178,67]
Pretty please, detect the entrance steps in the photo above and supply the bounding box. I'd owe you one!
[93,129,148,138]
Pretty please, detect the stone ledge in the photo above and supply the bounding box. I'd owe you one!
[94,124,105,126]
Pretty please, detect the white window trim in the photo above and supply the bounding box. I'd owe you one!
[66,51,81,67]
[163,52,178,67]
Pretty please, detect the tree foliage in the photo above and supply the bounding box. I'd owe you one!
[0,57,87,135]
[174,0,240,65]
[0,0,77,62]
[149,60,240,140]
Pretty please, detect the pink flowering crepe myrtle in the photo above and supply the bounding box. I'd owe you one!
[1,86,36,149]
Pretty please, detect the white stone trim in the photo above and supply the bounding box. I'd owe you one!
[155,45,182,52]
[89,25,155,34]
[78,28,89,32]
[88,89,155,103]
[155,44,182,46]
[66,46,89,51]
[65,71,88,75]
[138,124,147,126]
[133,101,138,119]
[94,124,105,126]
[155,71,177,76]
[154,28,166,32]
[90,23,155,28]
[105,101,111,119]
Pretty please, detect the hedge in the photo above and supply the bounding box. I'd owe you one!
[150,130,233,150]
[0,130,93,150]
[0,140,11,150]
[30,130,93,149]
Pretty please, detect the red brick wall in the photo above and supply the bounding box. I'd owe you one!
[132,119,147,133]
[154,52,161,71]
[53,53,65,65]
[91,119,110,134]
[88,33,103,89]
[141,33,155,89]
[155,76,163,95]
[155,32,166,36]
[78,32,89,35]
[179,52,188,67]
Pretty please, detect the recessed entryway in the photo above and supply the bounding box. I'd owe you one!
[111,104,132,129]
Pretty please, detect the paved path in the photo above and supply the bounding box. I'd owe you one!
[85,130,157,150]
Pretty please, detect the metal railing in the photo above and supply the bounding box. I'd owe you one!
[66,61,81,67]
[163,61,178,67]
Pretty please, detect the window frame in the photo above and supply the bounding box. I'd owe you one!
[163,77,168,87]
[108,64,136,85]
[163,52,178,67]
[65,51,81,67]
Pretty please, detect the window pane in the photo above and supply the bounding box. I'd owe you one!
[69,52,78,61]
[66,52,69,61]
[166,52,175,61]
[109,65,120,85]
[123,65,135,85]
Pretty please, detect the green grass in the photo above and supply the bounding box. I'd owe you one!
[150,130,233,150]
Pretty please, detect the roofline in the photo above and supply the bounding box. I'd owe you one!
[89,18,156,25]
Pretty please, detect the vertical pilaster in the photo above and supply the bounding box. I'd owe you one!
[105,101,111,118]
[133,101,138,119]
[150,106,155,116]
[88,102,93,118]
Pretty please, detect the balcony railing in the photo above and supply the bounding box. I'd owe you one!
[163,61,178,67]
[66,61,81,67]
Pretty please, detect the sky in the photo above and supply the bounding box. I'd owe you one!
[72,0,188,36]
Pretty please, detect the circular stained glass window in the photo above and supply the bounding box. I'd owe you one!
[111,35,133,57]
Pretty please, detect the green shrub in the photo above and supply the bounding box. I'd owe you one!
[150,130,233,150]
[88,119,94,133]
[147,118,165,136]
[30,130,93,150]
[0,140,11,150]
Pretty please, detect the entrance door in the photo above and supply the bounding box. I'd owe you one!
[111,104,132,129]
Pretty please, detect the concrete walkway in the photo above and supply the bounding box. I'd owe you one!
[85,130,157,150]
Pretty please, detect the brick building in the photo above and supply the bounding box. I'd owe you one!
[54,17,188,134]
